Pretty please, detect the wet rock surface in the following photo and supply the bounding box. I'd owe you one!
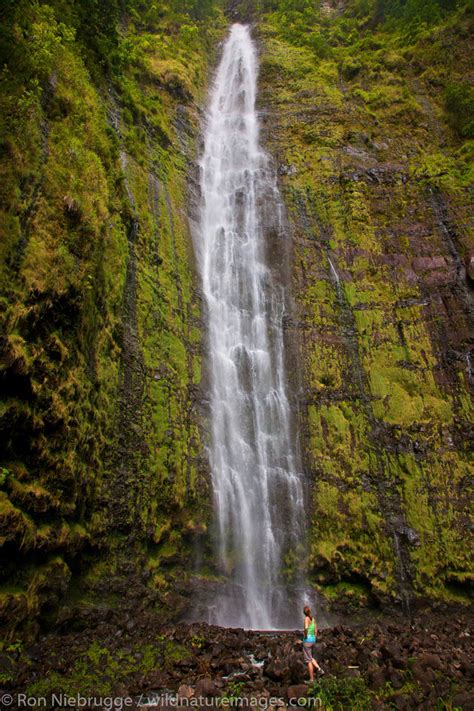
[3,608,473,709]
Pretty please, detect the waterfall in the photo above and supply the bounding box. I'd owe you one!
[196,23,306,629]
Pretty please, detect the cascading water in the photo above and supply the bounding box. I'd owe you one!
[196,23,307,629]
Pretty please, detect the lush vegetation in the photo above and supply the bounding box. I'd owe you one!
[307,673,461,710]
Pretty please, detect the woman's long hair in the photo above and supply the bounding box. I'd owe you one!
[303,606,312,620]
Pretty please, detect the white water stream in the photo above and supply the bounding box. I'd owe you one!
[196,24,306,629]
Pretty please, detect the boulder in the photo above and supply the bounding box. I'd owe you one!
[452,691,474,710]
[264,659,290,681]
[411,662,436,686]
[286,684,308,701]
[210,643,225,657]
[178,684,194,700]
[288,656,306,683]
[388,668,404,689]
[176,655,197,669]
[194,677,219,698]
[461,660,474,677]
[368,666,388,690]
[380,642,403,660]
[418,653,442,671]
[142,671,167,689]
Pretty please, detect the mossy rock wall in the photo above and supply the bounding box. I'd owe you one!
[256,1,473,609]
[0,1,225,640]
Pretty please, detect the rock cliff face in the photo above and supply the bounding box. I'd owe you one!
[0,0,472,642]
[256,0,473,611]
[0,0,224,640]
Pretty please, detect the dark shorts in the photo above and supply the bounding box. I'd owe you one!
[303,642,314,663]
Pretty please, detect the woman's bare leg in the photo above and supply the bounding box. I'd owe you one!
[312,657,322,671]
[307,661,314,682]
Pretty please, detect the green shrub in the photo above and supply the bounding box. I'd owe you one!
[341,58,362,80]
[308,676,372,711]
[445,82,474,138]
[308,31,333,58]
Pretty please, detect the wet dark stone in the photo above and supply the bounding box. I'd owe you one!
[412,662,436,686]
[286,684,308,700]
[418,653,443,670]
[368,666,388,690]
[194,677,220,698]
[461,660,474,677]
[263,659,290,681]
[452,691,474,710]
[388,668,404,689]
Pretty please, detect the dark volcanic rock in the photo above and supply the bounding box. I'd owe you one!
[452,690,474,710]
[263,658,290,681]
[194,677,220,698]
[286,684,308,700]
[4,610,473,709]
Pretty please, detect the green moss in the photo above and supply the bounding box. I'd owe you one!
[0,493,37,550]
[307,340,344,391]
[0,0,225,639]
[393,452,472,596]
[444,81,474,138]
[309,480,396,597]
[319,580,371,607]
[26,637,187,699]
[258,0,472,603]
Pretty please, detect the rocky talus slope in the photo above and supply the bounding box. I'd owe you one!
[4,610,474,709]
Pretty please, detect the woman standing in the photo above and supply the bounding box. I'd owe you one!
[303,606,324,681]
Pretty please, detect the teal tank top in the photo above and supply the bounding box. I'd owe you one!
[305,617,316,643]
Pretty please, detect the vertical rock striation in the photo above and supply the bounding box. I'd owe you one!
[256,0,473,610]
